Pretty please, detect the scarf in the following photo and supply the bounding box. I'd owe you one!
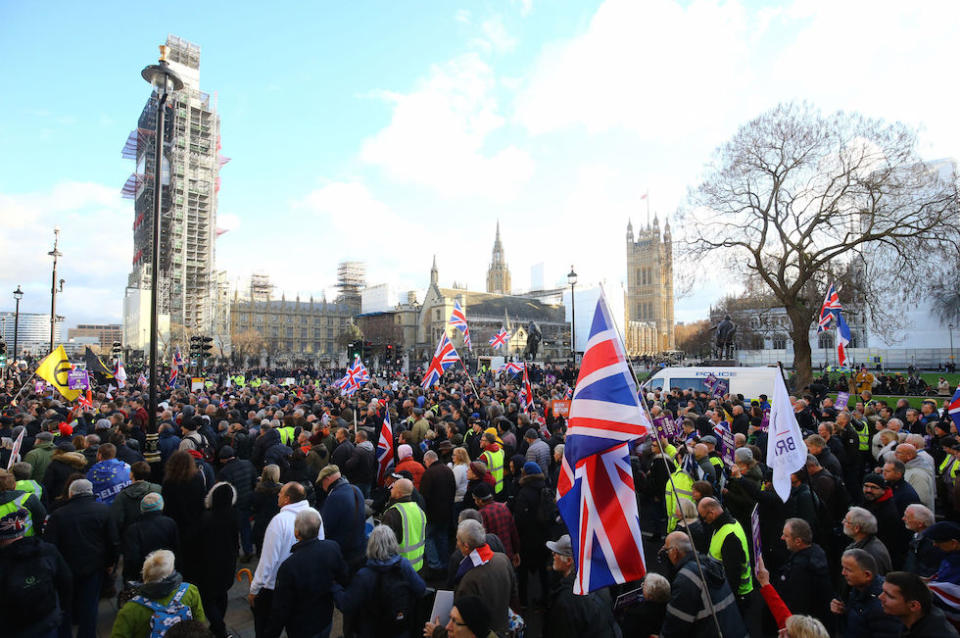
[454,543,494,585]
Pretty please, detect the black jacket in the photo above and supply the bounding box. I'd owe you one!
[545,571,621,638]
[511,473,550,564]
[109,481,161,537]
[252,479,282,552]
[901,606,960,637]
[331,439,355,470]
[41,451,88,506]
[343,442,376,487]
[773,544,832,627]
[121,511,180,581]
[44,493,118,576]
[661,553,746,638]
[0,536,73,638]
[218,458,257,511]
[266,537,349,638]
[419,461,457,524]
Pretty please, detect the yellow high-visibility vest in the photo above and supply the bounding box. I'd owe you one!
[482,448,505,494]
[709,520,754,596]
[389,501,426,571]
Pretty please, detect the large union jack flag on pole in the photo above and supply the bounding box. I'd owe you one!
[818,283,842,332]
[518,362,534,413]
[948,387,960,432]
[450,301,472,350]
[489,328,510,350]
[421,333,460,390]
[377,411,395,485]
[557,293,649,594]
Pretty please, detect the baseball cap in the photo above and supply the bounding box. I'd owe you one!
[926,521,960,543]
[546,534,573,557]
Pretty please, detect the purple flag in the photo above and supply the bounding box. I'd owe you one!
[751,504,762,576]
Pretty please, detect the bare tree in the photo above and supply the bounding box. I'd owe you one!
[931,263,960,327]
[678,102,959,389]
[231,329,264,368]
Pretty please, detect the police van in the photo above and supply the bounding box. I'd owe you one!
[643,366,782,401]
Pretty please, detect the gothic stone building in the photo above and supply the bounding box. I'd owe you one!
[625,216,675,355]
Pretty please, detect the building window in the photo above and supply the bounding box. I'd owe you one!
[818,332,834,349]
[301,328,307,339]
[327,328,334,339]
[286,327,293,338]
[772,334,787,350]
[271,327,278,338]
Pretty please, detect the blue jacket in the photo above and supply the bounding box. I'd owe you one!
[844,576,902,638]
[265,537,349,638]
[158,429,181,463]
[320,479,367,563]
[934,552,960,585]
[86,458,131,504]
[333,554,426,638]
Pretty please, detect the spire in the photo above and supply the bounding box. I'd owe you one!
[627,218,634,243]
[496,219,501,242]
[430,254,438,287]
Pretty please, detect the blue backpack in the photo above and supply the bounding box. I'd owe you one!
[132,582,193,637]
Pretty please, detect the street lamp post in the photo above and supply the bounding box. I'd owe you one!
[12,286,22,377]
[47,228,62,354]
[142,45,184,447]
[950,323,955,370]
[567,265,578,362]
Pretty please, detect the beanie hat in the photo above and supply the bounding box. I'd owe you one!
[473,482,493,500]
[95,418,111,430]
[523,461,542,475]
[0,506,30,540]
[59,422,74,438]
[454,596,491,638]
[140,494,164,513]
[397,444,413,460]
[863,473,886,489]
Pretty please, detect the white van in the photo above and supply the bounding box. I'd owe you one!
[643,366,782,401]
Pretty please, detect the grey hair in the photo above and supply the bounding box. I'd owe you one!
[261,464,280,483]
[69,479,93,497]
[85,434,100,445]
[554,443,564,458]
[294,508,322,540]
[367,524,399,561]
[457,519,486,550]
[423,450,438,464]
[458,508,483,525]
[906,503,935,528]
[905,434,926,449]
[141,549,176,583]
[846,507,878,535]
[642,573,671,603]
[805,454,821,468]
[842,548,878,575]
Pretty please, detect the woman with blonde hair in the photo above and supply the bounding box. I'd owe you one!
[449,447,470,505]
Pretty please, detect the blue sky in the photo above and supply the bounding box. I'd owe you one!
[1,0,958,329]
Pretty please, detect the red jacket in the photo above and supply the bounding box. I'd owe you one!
[396,457,425,489]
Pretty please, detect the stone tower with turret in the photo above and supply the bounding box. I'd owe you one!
[486,221,512,294]
[624,215,675,354]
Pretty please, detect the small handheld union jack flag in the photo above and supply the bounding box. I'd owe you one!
[489,328,510,350]
[450,301,472,350]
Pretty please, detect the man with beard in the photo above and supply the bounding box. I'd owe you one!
[862,473,906,568]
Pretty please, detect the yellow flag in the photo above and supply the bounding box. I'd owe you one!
[35,345,81,401]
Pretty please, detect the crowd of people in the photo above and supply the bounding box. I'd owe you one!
[1,361,960,638]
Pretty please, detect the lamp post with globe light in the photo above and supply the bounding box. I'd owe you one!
[568,266,578,362]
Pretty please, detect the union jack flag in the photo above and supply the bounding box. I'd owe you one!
[948,387,960,432]
[450,301,472,350]
[169,348,184,388]
[818,283,842,332]
[335,374,359,397]
[500,361,523,376]
[137,373,148,388]
[519,363,534,413]
[348,356,371,386]
[557,294,649,594]
[377,411,395,485]
[421,333,460,390]
[78,389,93,411]
[564,387,573,400]
[489,328,510,349]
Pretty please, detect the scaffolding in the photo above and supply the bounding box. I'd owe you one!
[122,34,225,335]
[336,261,366,310]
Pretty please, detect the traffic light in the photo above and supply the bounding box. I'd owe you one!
[0,339,6,367]
[112,341,123,359]
[201,336,213,360]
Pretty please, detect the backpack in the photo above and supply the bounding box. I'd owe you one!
[537,486,558,526]
[0,543,57,631]
[372,563,415,637]
[132,582,193,638]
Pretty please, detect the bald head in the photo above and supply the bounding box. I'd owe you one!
[392,477,413,498]
[697,497,723,523]
[694,443,708,459]
[895,443,917,462]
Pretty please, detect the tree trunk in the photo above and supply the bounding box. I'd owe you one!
[788,305,813,391]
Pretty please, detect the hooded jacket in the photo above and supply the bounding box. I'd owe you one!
[0,536,72,638]
[23,439,55,481]
[333,553,426,638]
[111,572,206,638]
[662,553,747,638]
[545,569,621,638]
[110,480,162,536]
[42,450,87,506]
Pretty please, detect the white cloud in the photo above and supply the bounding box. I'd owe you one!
[479,16,517,53]
[514,0,533,17]
[360,53,534,201]
[515,0,753,138]
[455,9,471,24]
[0,182,131,324]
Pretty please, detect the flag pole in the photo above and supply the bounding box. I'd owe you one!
[457,356,481,400]
[596,282,724,637]
[10,370,38,406]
